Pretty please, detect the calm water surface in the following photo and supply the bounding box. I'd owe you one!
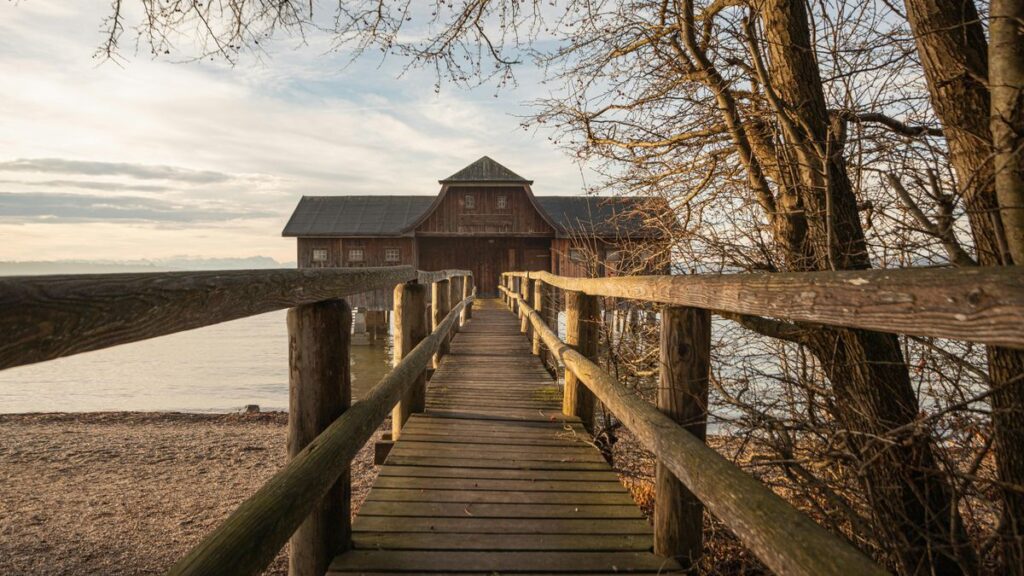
[0,310,394,413]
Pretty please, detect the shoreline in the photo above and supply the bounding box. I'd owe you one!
[0,411,385,576]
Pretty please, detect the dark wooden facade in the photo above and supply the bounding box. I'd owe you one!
[285,157,662,308]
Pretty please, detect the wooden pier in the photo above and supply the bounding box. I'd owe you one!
[330,299,678,574]
[3,265,1022,576]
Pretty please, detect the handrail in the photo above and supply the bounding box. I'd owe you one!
[0,266,471,371]
[166,293,473,576]
[504,267,1024,349]
[501,286,888,576]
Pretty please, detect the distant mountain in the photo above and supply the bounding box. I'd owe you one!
[0,256,296,276]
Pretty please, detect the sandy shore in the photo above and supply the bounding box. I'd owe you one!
[0,412,383,576]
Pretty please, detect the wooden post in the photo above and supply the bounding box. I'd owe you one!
[564,290,598,432]
[462,275,473,321]
[532,280,544,356]
[450,276,463,334]
[391,282,427,440]
[286,299,351,576]
[432,279,451,369]
[655,306,711,569]
[521,278,533,335]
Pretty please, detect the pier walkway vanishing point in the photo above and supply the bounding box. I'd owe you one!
[329,299,680,574]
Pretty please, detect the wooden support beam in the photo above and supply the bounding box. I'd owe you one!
[450,276,463,334]
[432,279,451,369]
[532,281,545,357]
[287,299,352,576]
[655,306,711,569]
[521,278,533,335]
[564,290,598,432]
[462,275,473,321]
[392,282,427,441]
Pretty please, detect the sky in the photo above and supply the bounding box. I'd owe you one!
[0,2,586,263]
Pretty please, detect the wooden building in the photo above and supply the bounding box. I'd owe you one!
[283,157,663,307]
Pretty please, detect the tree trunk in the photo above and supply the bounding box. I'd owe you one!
[754,0,975,572]
[902,0,1024,570]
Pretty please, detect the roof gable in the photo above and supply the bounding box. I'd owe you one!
[440,156,532,184]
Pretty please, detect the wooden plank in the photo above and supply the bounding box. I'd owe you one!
[371,476,626,493]
[328,550,678,573]
[365,489,636,505]
[382,456,611,470]
[352,532,652,551]
[378,465,618,481]
[0,266,417,370]
[358,501,644,519]
[351,517,652,535]
[287,300,352,576]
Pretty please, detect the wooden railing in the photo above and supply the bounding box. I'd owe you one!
[500,266,1024,576]
[0,266,474,576]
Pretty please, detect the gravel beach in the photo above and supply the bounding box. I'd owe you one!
[0,412,383,576]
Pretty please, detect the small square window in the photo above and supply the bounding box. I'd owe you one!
[496,195,507,209]
[464,194,476,209]
[311,248,328,262]
[347,248,364,262]
[385,248,401,262]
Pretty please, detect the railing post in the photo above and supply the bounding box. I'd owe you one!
[655,306,711,569]
[392,282,427,441]
[432,278,451,369]
[462,274,473,321]
[532,280,544,357]
[450,275,463,334]
[521,277,533,335]
[286,299,351,576]
[564,290,598,432]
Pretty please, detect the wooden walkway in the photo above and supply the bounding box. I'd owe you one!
[329,299,681,575]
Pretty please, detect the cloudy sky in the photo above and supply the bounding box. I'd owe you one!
[0,2,584,263]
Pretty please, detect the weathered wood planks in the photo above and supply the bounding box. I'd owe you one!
[329,299,681,574]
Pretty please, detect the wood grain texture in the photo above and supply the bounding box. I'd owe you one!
[511,267,1024,348]
[432,279,451,369]
[330,300,679,574]
[514,296,890,576]
[563,291,598,432]
[287,300,353,576]
[165,294,471,576]
[654,306,710,568]
[392,283,428,440]
[0,266,417,370]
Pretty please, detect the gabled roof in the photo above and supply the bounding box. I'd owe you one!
[439,156,532,184]
[536,196,656,237]
[282,194,659,238]
[282,196,433,237]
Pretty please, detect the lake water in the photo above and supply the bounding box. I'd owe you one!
[0,310,394,413]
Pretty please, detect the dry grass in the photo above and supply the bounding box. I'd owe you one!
[0,412,383,576]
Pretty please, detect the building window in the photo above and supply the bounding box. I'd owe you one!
[569,248,586,263]
[496,195,507,209]
[464,194,476,209]
[384,248,400,262]
[311,248,328,263]
[347,248,364,263]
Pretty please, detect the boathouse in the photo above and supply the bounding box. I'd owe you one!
[282,156,664,304]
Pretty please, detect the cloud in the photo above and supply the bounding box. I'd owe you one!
[0,179,172,193]
[0,158,231,183]
[0,192,273,223]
